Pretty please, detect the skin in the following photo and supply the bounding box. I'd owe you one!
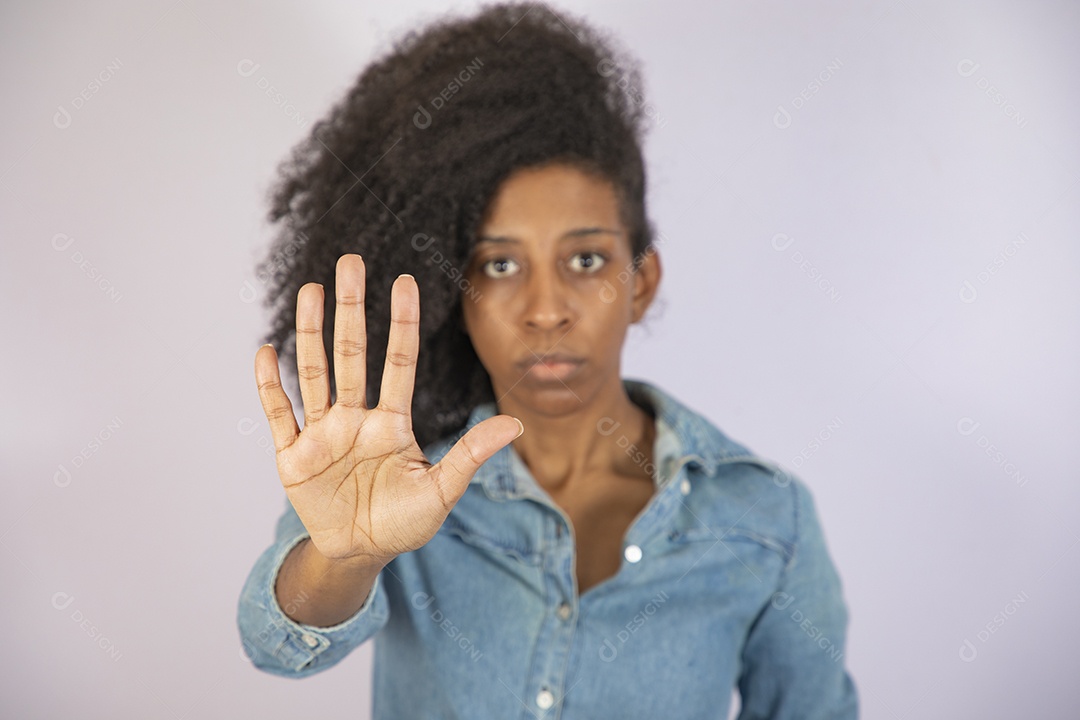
[461,162,663,519]
[260,163,664,625]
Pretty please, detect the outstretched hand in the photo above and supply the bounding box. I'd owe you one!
[253,254,523,566]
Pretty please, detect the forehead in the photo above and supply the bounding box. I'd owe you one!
[478,163,624,238]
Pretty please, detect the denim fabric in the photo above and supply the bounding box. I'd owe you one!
[237,378,858,719]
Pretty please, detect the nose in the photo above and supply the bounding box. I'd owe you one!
[522,265,572,332]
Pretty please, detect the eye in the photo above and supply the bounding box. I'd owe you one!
[568,251,607,273]
[480,257,520,279]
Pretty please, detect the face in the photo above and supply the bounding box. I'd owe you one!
[460,162,660,416]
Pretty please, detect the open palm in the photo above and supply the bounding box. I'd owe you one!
[253,254,522,566]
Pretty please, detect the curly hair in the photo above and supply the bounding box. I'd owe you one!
[256,1,659,450]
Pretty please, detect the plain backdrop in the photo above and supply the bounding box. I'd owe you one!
[2,0,1078,717]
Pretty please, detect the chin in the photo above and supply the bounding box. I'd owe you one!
[497,374,597,416]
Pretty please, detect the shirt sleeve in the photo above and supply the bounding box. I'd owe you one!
[236,495,390,677]
[736,478,859,719]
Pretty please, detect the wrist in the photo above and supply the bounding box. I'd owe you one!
[302,537,391,577]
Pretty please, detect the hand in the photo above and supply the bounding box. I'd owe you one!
[253,254,523,566]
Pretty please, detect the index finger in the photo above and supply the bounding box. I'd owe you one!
[254,343,300,453]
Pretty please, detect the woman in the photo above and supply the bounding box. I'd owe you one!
[237,3,858,718]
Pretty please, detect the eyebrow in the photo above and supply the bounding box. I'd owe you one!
[476,227,622,244]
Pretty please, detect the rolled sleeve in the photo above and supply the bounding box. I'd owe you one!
[737,478,858,719]
[237,498,390,677]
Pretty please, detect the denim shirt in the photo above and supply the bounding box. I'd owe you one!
[237,378,858,719]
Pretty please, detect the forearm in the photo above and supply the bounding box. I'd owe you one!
[275,537,387,628]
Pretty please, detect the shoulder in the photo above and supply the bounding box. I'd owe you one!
[649,380,819,559]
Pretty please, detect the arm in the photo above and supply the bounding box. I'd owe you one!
[238,257,520,677]
[736,479,858,719]
[275,536,385,628]
[236,497,391,678]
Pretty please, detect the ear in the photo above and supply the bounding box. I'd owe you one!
[630,248,662,323]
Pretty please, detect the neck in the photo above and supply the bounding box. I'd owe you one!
[501,377,656,492]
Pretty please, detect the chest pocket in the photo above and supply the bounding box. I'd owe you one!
[664,458,796,564]
[667,524,794,563]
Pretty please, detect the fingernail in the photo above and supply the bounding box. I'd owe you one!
[513,418,524,438]
[400,273,414,280]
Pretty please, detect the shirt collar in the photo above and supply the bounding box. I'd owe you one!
[432,378,760,501]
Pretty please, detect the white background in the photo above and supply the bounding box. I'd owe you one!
[2,0,1077,717]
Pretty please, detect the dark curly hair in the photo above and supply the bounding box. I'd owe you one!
[256,1,660,450]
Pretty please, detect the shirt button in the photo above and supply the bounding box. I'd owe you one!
[302,634,318,648]
[556,602,572,620]
[536,689,555,709]
[680,478,692,495]
[624,544,643,563]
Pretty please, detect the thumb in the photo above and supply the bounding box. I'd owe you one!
[433,415,524,499]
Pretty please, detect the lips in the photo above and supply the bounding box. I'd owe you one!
[518,352,584,381]
[519,352,584,369]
